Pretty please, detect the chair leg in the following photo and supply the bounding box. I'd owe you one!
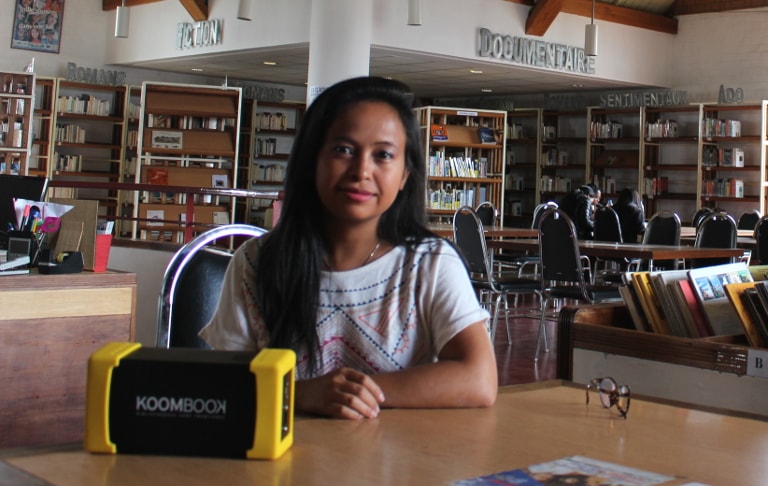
[504,294,512,344]
[489,292,504,342]
[534,296,551,362]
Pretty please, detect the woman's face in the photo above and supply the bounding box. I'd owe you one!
[315,101,410,229]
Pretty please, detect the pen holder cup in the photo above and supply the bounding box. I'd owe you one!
[93,234,113,273]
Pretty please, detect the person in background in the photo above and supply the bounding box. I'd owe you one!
[613,187,645,243]
[586,182,602,211]
[558,185,595,239]
[200,76,497,420]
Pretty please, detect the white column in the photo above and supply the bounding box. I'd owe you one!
[306,0,373,106]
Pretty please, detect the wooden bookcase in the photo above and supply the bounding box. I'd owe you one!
[48,79,127,222]
[416,106,506,224]
[539,109,588,205]
[642,104,702,218]
[29,76,53,178]
[0,71,35,176]
[134,82,241,242]
[247,100,304,227]
[699,102,765,218]
[586,106,644,203]
[504,108,542,225]
[118,86,141,237]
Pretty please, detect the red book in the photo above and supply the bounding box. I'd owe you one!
[674,279,713,337]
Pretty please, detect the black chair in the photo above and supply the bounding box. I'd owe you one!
[691,212,737,268]
[592,206,626,282]
[738,209,762,231]
[156,224,268,349]
[754,216,768,264]
[628,210,682,271]
[453,206,540,343]
[475,201,498,226]
[535,208,621,361]
[501,201,559,279]
[691,207,714,228]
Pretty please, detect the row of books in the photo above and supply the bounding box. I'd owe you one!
[53,152,82,172]
[701,178,744,198]
[645,118,679,138]
[253,163,286,183]
[1,97,25,116]
[255,137,282,156]
[540,175,571,193]
[541,148,569,166]
[147,114,228,131]
[619,262,768,348]
[702,146,744,167]
[589,120,623,139]
[702,118,741,138]
[257,112,291,131]
[643,176,669,197]
[57,94,113,117]
[428,186,487,211]
[428,155,488,178]
[54,123,86,144]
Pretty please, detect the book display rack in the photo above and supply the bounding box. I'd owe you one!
[134,82,241,242]
[0,71,35,176]
[416,106,506,224]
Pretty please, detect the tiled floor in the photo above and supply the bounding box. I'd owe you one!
[492,297,558,387]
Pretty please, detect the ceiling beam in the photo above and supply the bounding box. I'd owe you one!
[178,0,208,21]
[103,0,208,21]
[670,0,768,15]
[514,0,678,36]
[102,0,162,10]
[525,0,564,36]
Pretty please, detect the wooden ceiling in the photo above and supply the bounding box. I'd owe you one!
[102,0,768,33]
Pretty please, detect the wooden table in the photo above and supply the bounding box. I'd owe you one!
[428,223,538,239]
[0,271,136,449]
[2,382,767,485]
[679,226,754,239]
[490,239,746,264]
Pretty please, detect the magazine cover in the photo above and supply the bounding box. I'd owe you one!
[687,262,752,336]
[12,0,65,54]
[453,456,674,486]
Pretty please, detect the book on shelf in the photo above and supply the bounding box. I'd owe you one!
[477,126,497,144]
[618,283,650,332]
[723,281,766,348]
[430,124,448,141]
[687,262,753,337]
[145,167,169,185]
[651,269,694,337]
[630,272,671,335]
[741,286,768,347]
[669,278,713,338]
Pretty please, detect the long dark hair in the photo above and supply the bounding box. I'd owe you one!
[255,76,430,362]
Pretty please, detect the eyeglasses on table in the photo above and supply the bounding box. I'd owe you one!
[585,377,630,419]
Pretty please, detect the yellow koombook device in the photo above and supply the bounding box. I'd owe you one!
[84,342,295,460]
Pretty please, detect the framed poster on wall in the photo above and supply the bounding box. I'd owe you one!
[11,0,65,54]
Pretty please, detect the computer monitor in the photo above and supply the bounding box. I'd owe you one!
[0,174,49,249]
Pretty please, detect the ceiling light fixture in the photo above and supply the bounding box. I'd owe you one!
[191,68,204,72]
[263,61,277,66]
[585,0,598,57]
[114,0,130,38]
[481,89,493,93]
[237,0,252,21]
[407,0,422,26]
[469,69,484,74]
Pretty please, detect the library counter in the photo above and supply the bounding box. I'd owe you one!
[2,382,767,485]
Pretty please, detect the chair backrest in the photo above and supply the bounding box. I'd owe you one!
[156,224,268,349]
[691,207,714,228]
[453,206,491,276]
[593,206,623,243]
[642,210,681,246]
[475,201,498,227]
[738,209,762,231]
[531,201,558,230]
[692,212,737,268]
[754,216,768,264]
[538,208,588,289]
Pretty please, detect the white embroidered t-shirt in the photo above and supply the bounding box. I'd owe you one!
[199,237,489,379]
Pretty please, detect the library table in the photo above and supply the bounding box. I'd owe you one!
[679,226,754,239]
[428,222,538,239]
[490,239,746,267]
[2,382,767,485]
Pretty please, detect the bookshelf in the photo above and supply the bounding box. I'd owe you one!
[134,82,241,242]
[415,106,507,224]
[642,104,702,217]
[699,102,765,218]
[539,109,588,205]
[30,76,53,178]
[247,100,303,227]
[234,98,255,224]
[119,86,141,237]
[0,71,35,176]
[587,106,644,203]
[504,108,541,226]
[49,79,127,222]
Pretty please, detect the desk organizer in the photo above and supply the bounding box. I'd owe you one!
[85,343,295,459]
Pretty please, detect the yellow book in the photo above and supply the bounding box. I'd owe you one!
[723,282,765,348]
[633,272,672,335]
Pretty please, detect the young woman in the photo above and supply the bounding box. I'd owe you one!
[200,76,497,419]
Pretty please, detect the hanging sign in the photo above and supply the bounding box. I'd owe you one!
[176,19,222,50]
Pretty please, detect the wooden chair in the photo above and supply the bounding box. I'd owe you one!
[156,224,268,349]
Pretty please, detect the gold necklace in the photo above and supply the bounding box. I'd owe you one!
[363,240,382,266]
